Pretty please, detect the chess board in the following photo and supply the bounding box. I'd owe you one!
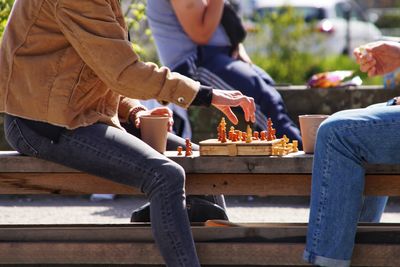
[199,138,282,156]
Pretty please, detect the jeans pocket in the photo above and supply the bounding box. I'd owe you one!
[5,119,39,156]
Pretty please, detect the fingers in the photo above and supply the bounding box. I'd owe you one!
[217,106,238,125]
[211,89,256,124]
[150,107,173,118]
[168,117,174,132]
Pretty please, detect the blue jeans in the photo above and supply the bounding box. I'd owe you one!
[4,114,200,267]
[303,103,397,267]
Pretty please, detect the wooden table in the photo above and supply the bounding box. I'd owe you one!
[1,151,400,196]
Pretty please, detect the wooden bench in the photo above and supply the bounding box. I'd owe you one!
[1,151,400,266]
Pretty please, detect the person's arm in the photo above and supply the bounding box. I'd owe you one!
[170,0,224,44]
[56,1,254,124]
[55,1,200,109]
[354,41,400,77]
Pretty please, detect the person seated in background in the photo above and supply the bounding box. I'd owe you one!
[1,1,255,266]
[303,41,400,267]
[146,0,302,146]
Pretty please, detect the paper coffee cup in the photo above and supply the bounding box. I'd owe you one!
[139,115,169,153]
[299,115,329,154]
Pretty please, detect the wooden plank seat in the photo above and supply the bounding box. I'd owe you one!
[0,223,400,266]
[1,151,400,266]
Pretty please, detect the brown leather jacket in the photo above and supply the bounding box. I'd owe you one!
[0,0,199,129]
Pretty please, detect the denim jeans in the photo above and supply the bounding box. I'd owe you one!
[303,103,398,267]
[4,114,200,267]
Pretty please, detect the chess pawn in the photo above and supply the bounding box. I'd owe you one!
[260,131,267,141]
[242,132,247,142]
[229,126,235,141]
[237,130,242,140]
[228,131,233,141]
[253,131,259,140]
[292,140,299,152]
[177,146,183,156]
[232,133,238,142]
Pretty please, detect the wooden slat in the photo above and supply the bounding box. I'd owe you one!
[3,151,400,174]
[1,172,400,196]
[0,242,399,266]
[0,223,399,265]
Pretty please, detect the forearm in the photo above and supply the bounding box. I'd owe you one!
[201,0,225,39]
[171,0,224,44]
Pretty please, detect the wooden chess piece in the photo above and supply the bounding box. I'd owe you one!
[260,131,267,141]
[246,125,252,143]
[185,138,193,156]
[253,131,259,140]
[177,146,183,156]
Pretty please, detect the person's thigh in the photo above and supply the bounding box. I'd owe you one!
[320,105,400,164]
[197,52,283,105]
[5,116,179,190]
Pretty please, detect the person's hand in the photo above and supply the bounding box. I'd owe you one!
[232,43,252,64]
[354,41,400,77]
[135,107,174,132]
[211,89,255,124]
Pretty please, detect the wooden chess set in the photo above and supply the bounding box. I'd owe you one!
[199,118,299,157]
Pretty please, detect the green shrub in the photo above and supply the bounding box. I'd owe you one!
[375,13,400,29]
[245,5,382,86]
[0,0,14,41]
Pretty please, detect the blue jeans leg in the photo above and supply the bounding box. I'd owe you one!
[303,104,400,267]
[4,115,200,267]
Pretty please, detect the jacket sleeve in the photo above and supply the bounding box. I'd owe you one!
[54,0,199,109]
[118,97,144,123]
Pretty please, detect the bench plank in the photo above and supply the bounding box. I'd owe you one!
[1,172,400,196]
[0,224,399,266]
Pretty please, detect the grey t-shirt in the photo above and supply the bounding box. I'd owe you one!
[147,0,230,69]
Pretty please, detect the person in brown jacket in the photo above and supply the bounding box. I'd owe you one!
[0,1,255,266]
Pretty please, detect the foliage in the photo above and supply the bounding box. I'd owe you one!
[245,5,382,86]
[375,13,400,29]
[0,0,14,41]
[124,0,157,62]
[245,6,322,84]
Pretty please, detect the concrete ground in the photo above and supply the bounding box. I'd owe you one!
[0,195,399,224]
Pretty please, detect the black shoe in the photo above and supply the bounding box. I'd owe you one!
[130,202,151,222]
[130,197,229,223]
